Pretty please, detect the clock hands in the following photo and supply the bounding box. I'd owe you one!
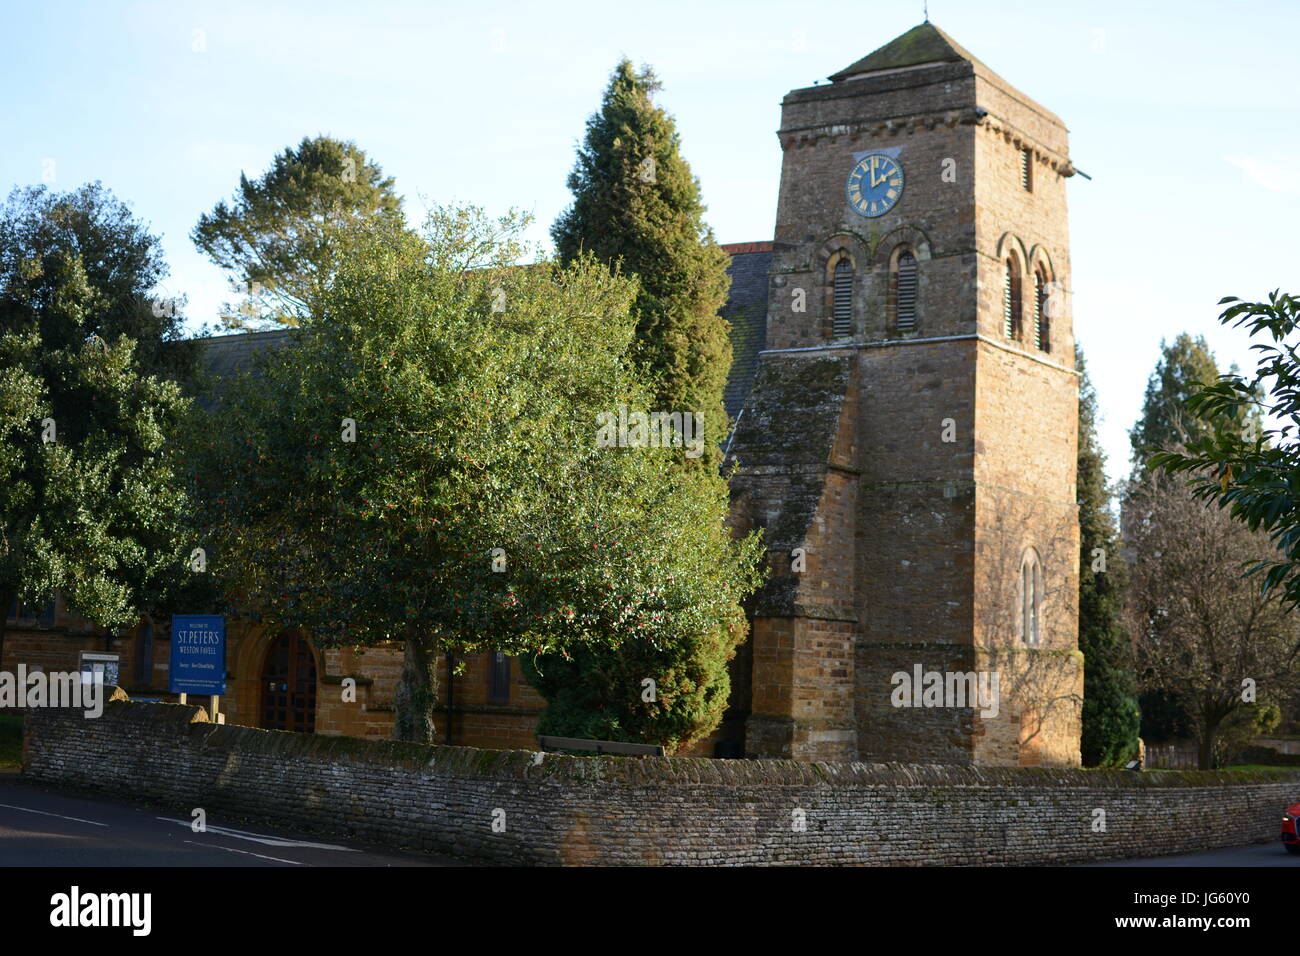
[870,160,890,189]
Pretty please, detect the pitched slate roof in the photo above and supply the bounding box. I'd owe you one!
[189,328,294,411]
[829,21,984,81]
[197,328,294,379]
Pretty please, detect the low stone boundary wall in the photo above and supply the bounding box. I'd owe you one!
[22,697,1300,865]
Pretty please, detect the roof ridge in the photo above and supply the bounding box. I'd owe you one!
[829,21,984,82]
[721,241,774,255]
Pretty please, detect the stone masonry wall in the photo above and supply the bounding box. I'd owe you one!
[23,697,1300,866]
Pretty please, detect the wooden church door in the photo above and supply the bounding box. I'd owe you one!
[260,630,317,733]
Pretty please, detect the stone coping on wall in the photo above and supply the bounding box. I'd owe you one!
[33,696,1300,793]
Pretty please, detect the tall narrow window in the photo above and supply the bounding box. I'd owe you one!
[895,250,918,332]
[1020,148,1033,191]
[136,623,154,686]
[1018,549,1043,647]
[488,649,511,704]
[832,258,853,337]
[1033,268,1051,352]
[1003,259,1022,339]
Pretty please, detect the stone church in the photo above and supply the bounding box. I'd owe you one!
[4,22,1083,766]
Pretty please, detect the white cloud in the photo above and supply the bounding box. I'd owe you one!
[1224,154,1300,195]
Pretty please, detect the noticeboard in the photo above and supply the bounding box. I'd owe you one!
[168,615,226,695]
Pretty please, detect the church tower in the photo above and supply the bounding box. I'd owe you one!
[728,22,1083,766]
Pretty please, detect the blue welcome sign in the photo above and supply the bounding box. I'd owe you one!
[169,615,227,695]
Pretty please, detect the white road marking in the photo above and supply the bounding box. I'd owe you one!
[157,817,358,851]
[0,802,108,827]
[183,840,303,865]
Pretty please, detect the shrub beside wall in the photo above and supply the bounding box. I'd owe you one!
[22,696,1300,866]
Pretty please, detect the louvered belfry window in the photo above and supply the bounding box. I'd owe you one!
[895,251,918,332]
[1003,260,1022,339]
[1032,270,1042,347]
[1034,270,1051,352]
[1020,147,1033,191]
[832,258,853,336]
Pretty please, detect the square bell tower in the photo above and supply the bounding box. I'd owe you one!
[730,22,1083,766]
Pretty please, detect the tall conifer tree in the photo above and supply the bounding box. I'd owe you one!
[1076,348,1140,766]
[524,62,752,750]
[1129,333,1230,479]
[552,59,733,455]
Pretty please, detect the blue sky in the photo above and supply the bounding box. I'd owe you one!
[2,0,1297,486]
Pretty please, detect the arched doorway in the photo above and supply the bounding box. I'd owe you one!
[260,630,317,733]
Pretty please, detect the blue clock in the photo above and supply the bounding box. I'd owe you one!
[847,153,904,218]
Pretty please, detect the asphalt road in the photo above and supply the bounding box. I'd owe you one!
[1088,841,1300,867]
[0,772,451,866]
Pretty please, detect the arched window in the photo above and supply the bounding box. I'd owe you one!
[488,649,511,704]
[832,257,853,337]
[1003,258,1022,340]
[1016,549,1043,647]
[1033,267,1051,352]
[893,249,918,332]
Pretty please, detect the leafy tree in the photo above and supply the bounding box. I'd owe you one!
[0,184,193,668]
[195,206,763,745]
[551,60,732,458]
[193,136,403,329]
[0,183,198,382]
[1216,701,1281,766]
[1124,469,1300,769]
[1154,294,1300,608]
[1076,348,1140,766]
[520,473,756,752]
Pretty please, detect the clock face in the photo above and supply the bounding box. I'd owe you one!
[847,153,904,218]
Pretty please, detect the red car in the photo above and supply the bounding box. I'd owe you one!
[1284,804,1300,855]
